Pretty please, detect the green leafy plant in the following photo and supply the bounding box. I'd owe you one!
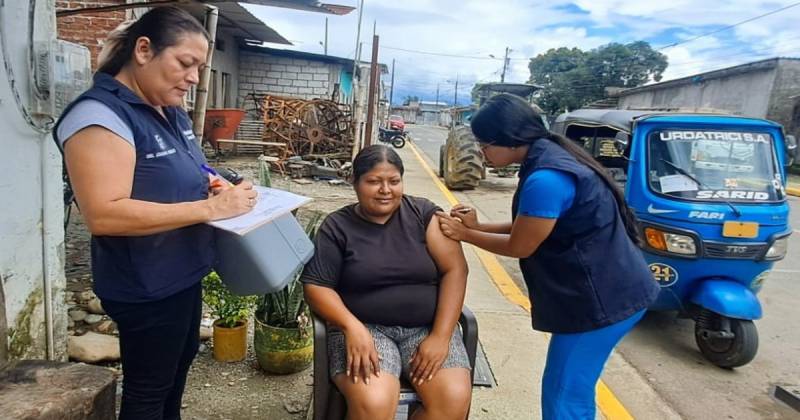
[255,212,323,329]
[202,271,259,328]
[258,157,272,187]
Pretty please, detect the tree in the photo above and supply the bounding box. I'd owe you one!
[403,95,420,106]
[528,42,667,115]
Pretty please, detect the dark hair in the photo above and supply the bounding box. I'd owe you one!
[471,94,641,245]
[352,145,404,183]
[97,6,209,76]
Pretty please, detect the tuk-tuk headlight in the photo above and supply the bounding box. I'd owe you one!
[664,232,697,255]
[644,227,697,256]
[765,237,788,260]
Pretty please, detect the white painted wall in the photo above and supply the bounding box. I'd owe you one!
[0,0,68,360]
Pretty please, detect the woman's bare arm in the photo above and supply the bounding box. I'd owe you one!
[65,126,255,236]
[426,216,469,338]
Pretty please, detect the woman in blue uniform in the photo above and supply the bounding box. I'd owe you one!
[437,94,659,419]
[54,7,256,419]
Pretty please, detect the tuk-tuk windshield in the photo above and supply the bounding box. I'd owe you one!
[647,129,783,202]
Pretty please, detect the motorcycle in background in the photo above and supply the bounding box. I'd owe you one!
[379,127,407,148]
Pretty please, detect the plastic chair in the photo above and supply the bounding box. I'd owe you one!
[312,307,479,420]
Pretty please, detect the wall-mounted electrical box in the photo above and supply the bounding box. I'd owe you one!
[30,40,91,120]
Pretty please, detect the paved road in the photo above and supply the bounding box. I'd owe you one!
[407,124,800,419]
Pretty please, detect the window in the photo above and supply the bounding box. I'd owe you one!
[221,72,231,108]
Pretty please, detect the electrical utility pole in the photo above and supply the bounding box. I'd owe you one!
[453,74,459,106]
[324,17,328,55]
[364,33,380,147]
[350,0,365,160]
[389,59,395,107]
[500,46,510,83]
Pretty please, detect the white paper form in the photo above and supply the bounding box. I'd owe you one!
[208,186,312,235]
[659,174,699,193]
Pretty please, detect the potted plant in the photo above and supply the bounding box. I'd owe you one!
[253,213,322,374]
[202,271,259,362]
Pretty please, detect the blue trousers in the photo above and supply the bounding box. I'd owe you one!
[541,310,646,420]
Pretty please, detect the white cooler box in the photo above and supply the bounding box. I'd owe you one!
[214,213,314,295]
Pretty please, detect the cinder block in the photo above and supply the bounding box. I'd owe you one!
[293,80,308,87]
[271,64,287,72]
[0,361,116,420]
[313,87,329,95]
[284,86,299,94]
[293,59,310,66]
[281,72,298,80]
[286,65,302,73]
[308,81,325,88]
[313,74,329,81]
[278,79,293,86]
[266,71,282,78]
[298,73,313,80]
[265,78,279,85]
[298,87,314,94]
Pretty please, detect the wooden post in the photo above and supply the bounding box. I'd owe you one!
[191,5,218,146]
[364,34,380,147]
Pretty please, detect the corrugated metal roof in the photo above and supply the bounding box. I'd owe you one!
[240,44,389,73]
[186,1,291,44]
[235,0,354,15]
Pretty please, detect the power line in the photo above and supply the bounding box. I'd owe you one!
[656,1,800,50]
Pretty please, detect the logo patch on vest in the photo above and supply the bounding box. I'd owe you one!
[182,129,197,141]
[154,134,167,150]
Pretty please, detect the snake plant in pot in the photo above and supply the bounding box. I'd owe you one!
[253,212,322,374]
[202,271,259,362]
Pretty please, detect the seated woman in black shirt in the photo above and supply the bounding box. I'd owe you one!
[301,145,472,420]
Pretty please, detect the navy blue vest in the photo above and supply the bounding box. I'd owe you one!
[512,138,658,333]
[54,73,215,303]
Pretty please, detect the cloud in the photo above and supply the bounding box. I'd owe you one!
[244,1,800,104]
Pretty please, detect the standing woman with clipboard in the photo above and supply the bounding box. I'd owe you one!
[437,94,659,420]
[53,7,256,419]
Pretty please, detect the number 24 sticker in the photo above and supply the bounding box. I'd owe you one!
[649,263,678,287]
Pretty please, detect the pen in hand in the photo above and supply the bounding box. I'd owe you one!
[201,164,234,188]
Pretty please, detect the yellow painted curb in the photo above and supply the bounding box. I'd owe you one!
[787,185,800,197]
[407,140,635,420]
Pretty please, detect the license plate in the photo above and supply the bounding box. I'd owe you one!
[722,221,759,238]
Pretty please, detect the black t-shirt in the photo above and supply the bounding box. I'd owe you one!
[300,195,442,327]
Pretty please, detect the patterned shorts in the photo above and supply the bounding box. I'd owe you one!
[327,324,471,379]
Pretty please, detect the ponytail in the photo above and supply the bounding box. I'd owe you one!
[97,20,136,76]
[544,132,642,245]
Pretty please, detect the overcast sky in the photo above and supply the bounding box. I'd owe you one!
[244,1,800,106]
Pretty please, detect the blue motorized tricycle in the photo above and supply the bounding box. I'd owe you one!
[553,110,796,368]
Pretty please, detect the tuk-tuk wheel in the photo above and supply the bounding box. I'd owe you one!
[391,135,406,149]
[695,312,758,369]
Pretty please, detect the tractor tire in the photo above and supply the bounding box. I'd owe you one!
[443,126,483,190]
[439,145,446,178]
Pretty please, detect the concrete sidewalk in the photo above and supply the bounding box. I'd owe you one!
[395,141,681,420]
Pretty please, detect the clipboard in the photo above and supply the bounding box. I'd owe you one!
[207,186,312,236]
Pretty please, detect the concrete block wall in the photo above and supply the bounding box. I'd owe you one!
[618,68,777,119]
[767,59,800,138]
[238,52,340,105]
